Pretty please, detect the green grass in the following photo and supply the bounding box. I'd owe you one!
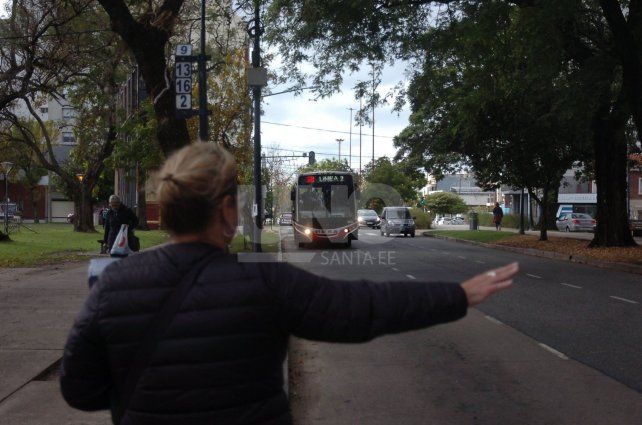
[230,231,280,253]
[429,230,516,243]
[0,223,280,267]
[0,223,169,267]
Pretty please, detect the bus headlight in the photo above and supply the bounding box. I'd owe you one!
[304,228,311,236]
[343,228,349,233]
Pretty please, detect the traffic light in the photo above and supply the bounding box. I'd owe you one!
[308,151,316,165]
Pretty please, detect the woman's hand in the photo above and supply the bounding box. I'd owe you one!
[461,262,519,307]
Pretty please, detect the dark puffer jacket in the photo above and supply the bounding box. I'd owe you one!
[60,243,468,424]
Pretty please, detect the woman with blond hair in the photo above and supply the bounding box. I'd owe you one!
[61,143,518,425]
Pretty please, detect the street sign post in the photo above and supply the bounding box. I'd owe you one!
[174,44,198,119]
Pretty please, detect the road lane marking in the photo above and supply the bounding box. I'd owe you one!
[366,232,377,236]
[484,315,503,325]
[457,255,466,260]
[392,267,399,272]
[560,283,582,289]
[406,274,416,280]
[475,260,486,264]
[538,343,569,360]
[609,296,638,304]
[526,273,542,279]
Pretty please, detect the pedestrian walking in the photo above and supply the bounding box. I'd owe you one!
[493,202,504,231]
[60,143,519,425]
[102,195,139,252]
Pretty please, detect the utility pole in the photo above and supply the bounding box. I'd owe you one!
[247,1,267,252]
[198,0,208,141]
[336,138,344,162]
[359,97,362,174]
[372,63,375,167]
[348,107,354,170]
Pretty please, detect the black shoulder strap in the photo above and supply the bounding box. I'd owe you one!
[115,250,223,423]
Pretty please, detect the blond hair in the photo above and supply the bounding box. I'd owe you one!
[158,143,237,234]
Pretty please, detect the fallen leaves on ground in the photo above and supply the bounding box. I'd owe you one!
[496,235,642,266]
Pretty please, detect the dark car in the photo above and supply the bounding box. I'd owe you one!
[380,207,416,237]
[358,209,381,228]
[278,212,292,226]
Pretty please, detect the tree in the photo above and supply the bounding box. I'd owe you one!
[297,158,352,174]
[0,22,130,232]
[96,0,191,156]
[265,0,637,246]
[361,156,425,207]
[394,1,591,241]
[0,1,91,113]
[425,192,468,216]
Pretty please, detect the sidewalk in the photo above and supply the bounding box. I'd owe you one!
[0,263,109,424]
[289,309,642,424]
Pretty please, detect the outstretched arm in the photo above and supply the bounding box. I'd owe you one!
[261,262,517,343]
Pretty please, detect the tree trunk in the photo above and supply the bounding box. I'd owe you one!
[0,231,9,242]
[29,188,39,224]
[590,110,637,247]
[136,165,150,231]
[97,1,191,156]
[73,186,96,233]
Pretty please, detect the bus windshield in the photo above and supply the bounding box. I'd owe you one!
[297,174,354,219]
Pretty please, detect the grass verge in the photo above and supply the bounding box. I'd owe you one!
[0,224,281,268]
[0,223,169,268]
[230,231,280,253]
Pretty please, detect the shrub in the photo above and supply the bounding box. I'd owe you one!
[477,213,521,228]
[410,207,433,229]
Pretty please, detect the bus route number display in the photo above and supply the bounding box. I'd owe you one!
[299,174,347,184]
[175,44,194,116]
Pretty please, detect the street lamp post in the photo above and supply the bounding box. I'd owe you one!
[1,162,13,235]
[348,108,354,169]
[336,138,344,162]
[76,173,85,230]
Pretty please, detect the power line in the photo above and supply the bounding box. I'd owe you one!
[262,121,394,140]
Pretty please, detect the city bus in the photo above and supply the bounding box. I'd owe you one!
[291,171,358,248]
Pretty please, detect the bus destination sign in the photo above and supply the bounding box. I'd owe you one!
[299,174,348,184]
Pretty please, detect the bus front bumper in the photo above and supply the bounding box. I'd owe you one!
[294,222,359,243]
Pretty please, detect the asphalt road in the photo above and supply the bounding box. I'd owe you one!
[280,226,642,394]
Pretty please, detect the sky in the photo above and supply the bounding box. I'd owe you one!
[0,1,413,172]
[261,62,411,173]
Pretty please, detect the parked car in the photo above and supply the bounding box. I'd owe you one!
[435,216,452,225]
[380,206,415,237]
[278,212,292,226]
[451,216,465,225]
[358,209,381,228]
[555,213,596,232]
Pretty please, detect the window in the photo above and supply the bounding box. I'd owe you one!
[40,107,48,114]
[62,107,76,119]
[62,132,75,144]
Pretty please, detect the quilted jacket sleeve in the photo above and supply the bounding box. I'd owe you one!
[59,282,111,411]
[260,262,468,343]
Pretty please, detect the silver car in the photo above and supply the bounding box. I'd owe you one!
[555,213,596,232]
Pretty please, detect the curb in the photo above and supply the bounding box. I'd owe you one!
[423,232,642,276]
